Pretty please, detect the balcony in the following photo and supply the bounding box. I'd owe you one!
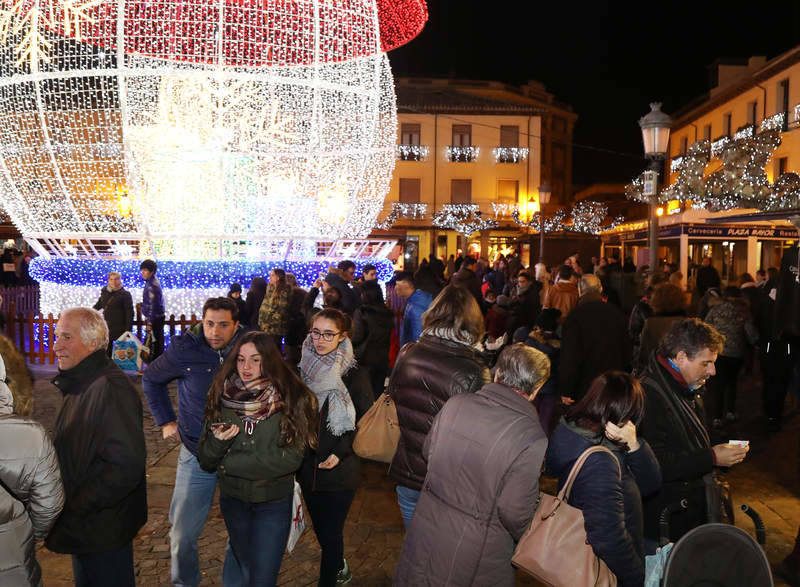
[733,124,755,140]
[396,144,430,162]
[445,146,479,162]
[670,155,684,174]
[710,135,730,158]
[492,147,529,164]
[760,111,787,133]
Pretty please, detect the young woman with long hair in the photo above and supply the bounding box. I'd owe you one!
[258,268,291,353]
[297,308,371,587]
[197,330,317,586]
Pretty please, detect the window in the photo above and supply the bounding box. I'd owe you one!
[499,125,519,148]
[450,179,472,204]
[747,101,758,125]
[777,157,789,177]
[777,79,790,114]
[703,124,712,141]
[679,137,688,154]
[400,123,420,145]
[722,113,732,136]
[497,179,519,205]
[398,178,421,203]
[452,124,471,146]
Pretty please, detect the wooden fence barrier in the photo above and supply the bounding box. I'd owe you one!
[3,301,200,364]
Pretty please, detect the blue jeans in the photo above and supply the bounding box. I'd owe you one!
[170,445,242,586]
[72,541,134,586]
[396,485,421,528]
[220,493,292,587]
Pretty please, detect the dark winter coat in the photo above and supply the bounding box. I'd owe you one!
[93,287,134,343]
[559,292,632,400]
[324,271,360,315]
[244,277,267,328]
[285,286,308,346]
[46,350,146,555]
[142,323,245,456]
[637,312,687,369]
[506,281,542,336]
[638,352,715,542]
[141,274,165,321]
[388,334,491,490]
[227,294,248,326]
[197,407,303,503]
[394,383,547,586]
[695,265,721,298]
[351,303,394,367]
[628,297,654,365]
[546,422,661,587]
[704,299,758,358]
[298,367,371,493]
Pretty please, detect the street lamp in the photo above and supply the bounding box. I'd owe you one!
[538,180,552,263]
[638,102,671,274]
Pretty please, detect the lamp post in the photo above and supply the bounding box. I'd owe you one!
[538,180,552,263]
[638,103,671,274]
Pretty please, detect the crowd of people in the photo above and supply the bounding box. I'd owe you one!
[1,248,799,587]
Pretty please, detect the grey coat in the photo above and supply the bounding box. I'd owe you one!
[394,382,547,586]
[0,385,64,586]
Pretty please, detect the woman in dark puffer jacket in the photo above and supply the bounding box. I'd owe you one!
[351,281,394,399]
[388,285,491,527]
[546,371,661,587]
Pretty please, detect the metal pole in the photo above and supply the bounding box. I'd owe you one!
[540,212,545,263]
[648,159,660,273]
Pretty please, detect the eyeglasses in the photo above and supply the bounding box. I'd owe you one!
[310,329,341,342]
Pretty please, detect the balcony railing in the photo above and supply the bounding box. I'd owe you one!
[733,124,755,140]
[445,146,479,162]
[760,111,787,133]
[710,135,730,158]
[492,147,529,164]
[396,144,430,161]
[670,155,684,174]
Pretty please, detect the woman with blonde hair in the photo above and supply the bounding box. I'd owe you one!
[258,268,290,353]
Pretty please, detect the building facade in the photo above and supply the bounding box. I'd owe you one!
[376,78,577,267]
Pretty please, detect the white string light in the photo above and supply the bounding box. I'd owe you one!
[374,202,428,230]
[432,204,497,237]
[445,146,480,162]
[493,147,529,163]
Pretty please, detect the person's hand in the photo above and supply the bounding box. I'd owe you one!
[318,454,340,469]
[712,443,749,467]
[313,276,323,288]
[211,423,240,441]
[560,396,575,406]
[605,421,640,452]
[162,421,179,441]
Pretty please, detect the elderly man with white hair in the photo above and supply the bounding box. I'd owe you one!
[394,343,550,586]
[559,274,632,401]
[46,307,146,587]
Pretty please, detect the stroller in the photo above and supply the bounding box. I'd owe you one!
[657,500,773,586]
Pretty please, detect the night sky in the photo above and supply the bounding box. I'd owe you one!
[388,1,800,189]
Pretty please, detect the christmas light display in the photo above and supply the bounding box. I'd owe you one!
[510,201,623,235]
[374,202,427,230]
[0,0,428,315]
[734,125,754,140]
[760,112,786,133]
[30,257,395,316]
[445,146,480,163]
[661,139,710,202]
[432,204,497,237]
[493,147,529,164]
[396,145,430,161]
[711,137,730,158]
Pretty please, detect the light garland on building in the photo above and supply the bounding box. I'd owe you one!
[711,136,730,158]
[374,203,428,230]
[432,204,497,237]
[661,139,710,203]
[396,145,430,161]
[760,112,786,133]
[493,147,529,164]
[445,146,480,162]
[510,201,621,235]
[733,125,755,140]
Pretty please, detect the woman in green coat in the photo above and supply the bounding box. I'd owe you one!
[197,331,317,586]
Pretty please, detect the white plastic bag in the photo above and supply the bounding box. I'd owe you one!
[112,331,143,371]
[286,481,305,553]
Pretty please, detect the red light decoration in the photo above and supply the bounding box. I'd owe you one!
[36,0,427,66]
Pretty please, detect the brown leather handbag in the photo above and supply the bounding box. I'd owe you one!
[512,446,620,587]
[352,393,400,463]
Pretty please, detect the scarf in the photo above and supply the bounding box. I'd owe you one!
[221,375,283,435]
[299,335,356,435]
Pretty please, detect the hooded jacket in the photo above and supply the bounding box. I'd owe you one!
[0,339,64,585]
[143,323,245,455]
[47,350,146,555]
[394,383,546,586]
[141,273,165,321]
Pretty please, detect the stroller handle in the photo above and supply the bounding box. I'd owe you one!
[740,504,767,546]
[659,499,689,546]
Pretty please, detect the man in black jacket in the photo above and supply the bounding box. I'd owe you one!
[92,271,134,355]
[47,307,146,586]
[450,255,484,312]
[639,318,749,547]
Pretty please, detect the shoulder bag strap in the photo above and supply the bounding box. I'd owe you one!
[557,446,621,502]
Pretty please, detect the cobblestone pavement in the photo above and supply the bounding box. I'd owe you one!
[30,363,800,586]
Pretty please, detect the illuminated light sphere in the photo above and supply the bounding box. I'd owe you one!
[0,0,427,314]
